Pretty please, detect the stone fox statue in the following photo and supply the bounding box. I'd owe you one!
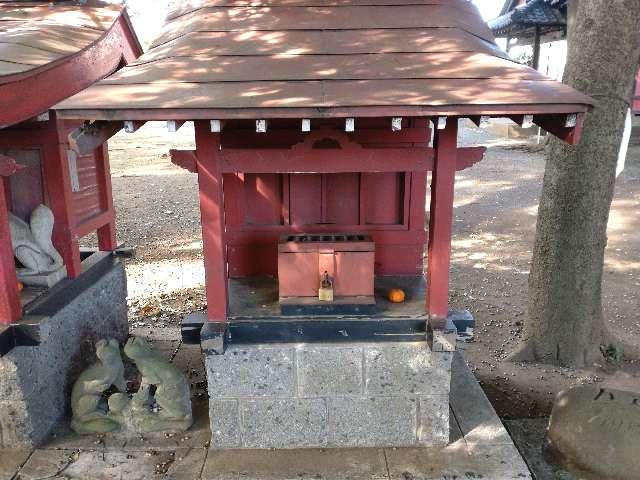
[71,339,127,434]
[9,204,63,276]
[124,337,193,433]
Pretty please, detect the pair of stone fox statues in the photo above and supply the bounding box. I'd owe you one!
[71,337,192,435]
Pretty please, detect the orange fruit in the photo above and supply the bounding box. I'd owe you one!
[387,288,406,303]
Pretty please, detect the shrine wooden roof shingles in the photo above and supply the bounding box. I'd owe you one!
[55,0,593,120]
[0,2,123,81]
[0,1,142,127]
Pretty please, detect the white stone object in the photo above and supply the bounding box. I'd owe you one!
[9,204,66,287]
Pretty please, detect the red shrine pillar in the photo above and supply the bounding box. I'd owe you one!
[40,115,83,278]
[95,145,118,251]
[194,121,228,322]
[0,177,21,325]
[426,119,458,328]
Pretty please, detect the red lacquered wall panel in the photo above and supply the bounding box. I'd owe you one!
[72,152,102,224]
[325,173,360,225]
[289,173,322,225]
[3,149,44,221]
[244,173,283,226]
[362,172,404,225]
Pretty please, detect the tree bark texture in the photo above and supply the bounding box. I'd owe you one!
[524,0,640,367]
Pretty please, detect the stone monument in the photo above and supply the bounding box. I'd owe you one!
[545,386,640,479]
[70,337,193,435]
[9,204,67,287]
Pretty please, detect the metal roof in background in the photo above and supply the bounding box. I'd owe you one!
[55,0,592,119]
[489,0,567,37]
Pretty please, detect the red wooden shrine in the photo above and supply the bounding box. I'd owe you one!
[55,0,593,330]
[0,2,141,325]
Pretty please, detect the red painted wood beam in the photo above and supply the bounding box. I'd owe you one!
[533,113,585,145]
[220,148,433,173]
[427,118,458,326]
[217,145,483,174]
[42,139,82,278]
[170,149,198,173]
[69,121,124,156]
[220,127,431,148]
[195,122,228,323]
[95,145,118,251]
[0,179,21,325]
[456,147,486,171]
[76,210,113,239]
[0,14,140,129]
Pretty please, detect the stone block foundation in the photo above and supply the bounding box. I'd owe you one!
[206,341,452,449]
[0,257,128,447]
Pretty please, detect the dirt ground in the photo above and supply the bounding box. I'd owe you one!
[103,120,640,419]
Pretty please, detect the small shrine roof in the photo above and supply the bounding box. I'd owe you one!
[0,1,141,127]
[56,0,593,120]
[0,2,123,81]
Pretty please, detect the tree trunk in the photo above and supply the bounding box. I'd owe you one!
[521,1,640,367]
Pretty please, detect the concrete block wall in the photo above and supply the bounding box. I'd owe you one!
[0,262,128,447]
[206,341,453,449]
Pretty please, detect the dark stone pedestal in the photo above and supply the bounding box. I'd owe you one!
[0,254,128,447]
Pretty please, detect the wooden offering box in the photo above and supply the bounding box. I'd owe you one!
[278,233,375,306]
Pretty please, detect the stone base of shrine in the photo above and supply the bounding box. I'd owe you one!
[205,338,454,449]
[0,253,128,447]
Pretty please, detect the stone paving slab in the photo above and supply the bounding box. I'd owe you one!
[16,449,74,480]
[122,399,211,451]
[203,448,389,480]
[0,449,31,480]
[449,406,463,444]
[18,448,207,480]
[449,352,513,446]
[385,443,472,480]
[46,426,128,451]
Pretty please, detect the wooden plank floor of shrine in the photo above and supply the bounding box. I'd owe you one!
[0,344,532,480]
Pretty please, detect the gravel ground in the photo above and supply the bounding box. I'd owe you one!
[102,120,640,418]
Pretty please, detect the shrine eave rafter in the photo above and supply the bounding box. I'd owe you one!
[55,103,589,122]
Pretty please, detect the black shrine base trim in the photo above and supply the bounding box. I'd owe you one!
[183,311,427,350]
[279,296,377,317]
[0,318,40,357]
[184,309,476,352]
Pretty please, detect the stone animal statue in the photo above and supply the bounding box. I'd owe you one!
[71,339,127,434]
[9,204,64,278]
[124,337,193,433]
